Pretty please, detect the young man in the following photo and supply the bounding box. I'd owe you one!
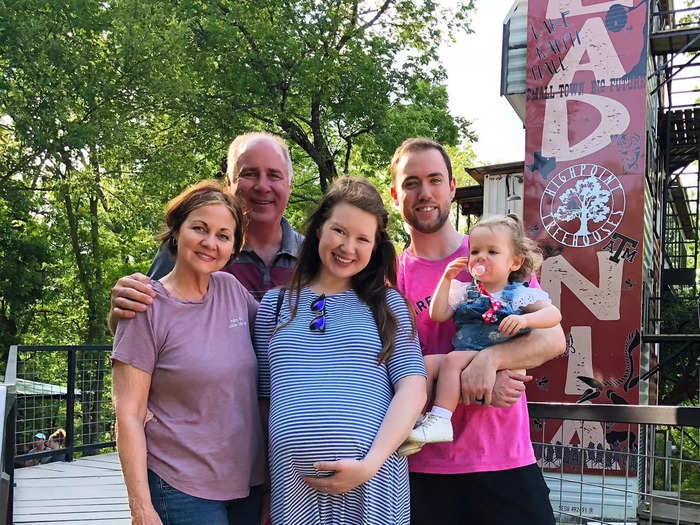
[391,138,565,524]
[108,132,303,333]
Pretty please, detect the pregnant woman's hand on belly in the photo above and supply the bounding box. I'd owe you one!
[304,459,376,495]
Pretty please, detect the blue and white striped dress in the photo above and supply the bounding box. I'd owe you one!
[255,287,426,525]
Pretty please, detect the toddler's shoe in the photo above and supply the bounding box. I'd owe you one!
[408,413,453,444]
[397,441,424,457]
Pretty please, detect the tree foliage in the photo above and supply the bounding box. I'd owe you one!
[0,186,49,351]
[117,0,474,191]
[0,0,475,349]
[656,293,700,406]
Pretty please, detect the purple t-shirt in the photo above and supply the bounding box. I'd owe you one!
[112,272,265,500]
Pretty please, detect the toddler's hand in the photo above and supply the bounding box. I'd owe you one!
[443,257,469,280]
[498,314,528,336]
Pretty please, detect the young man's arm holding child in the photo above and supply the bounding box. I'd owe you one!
[461,325,565,405]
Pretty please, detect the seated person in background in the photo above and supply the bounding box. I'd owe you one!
[46,428,67,463]
[23,432,50,466]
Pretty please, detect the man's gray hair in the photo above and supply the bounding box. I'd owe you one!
[226,132,294,186]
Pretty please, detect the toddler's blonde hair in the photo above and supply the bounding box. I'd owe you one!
[470,213,543,282]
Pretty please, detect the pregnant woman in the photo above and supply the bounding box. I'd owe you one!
[254,177,426,524]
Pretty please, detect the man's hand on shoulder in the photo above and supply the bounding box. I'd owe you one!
[108,273,155,334]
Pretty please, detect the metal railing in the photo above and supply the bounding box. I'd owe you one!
[10,345,115,467]
[0,347,17,525]
[2,343,699,525]
[651,5,700,32]
[529,402,700,524]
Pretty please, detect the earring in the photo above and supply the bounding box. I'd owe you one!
[170,236,178,248]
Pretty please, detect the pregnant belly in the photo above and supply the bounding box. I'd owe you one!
[268,404,384,477]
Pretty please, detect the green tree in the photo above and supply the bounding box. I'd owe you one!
[656,292,700,405]
[0,0,202,447]
[122,0,475,191]
[0,187,49,352]
[0,0,199,343]
[0,0,475,347]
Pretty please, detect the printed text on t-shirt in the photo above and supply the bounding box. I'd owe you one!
[414,296,431,313]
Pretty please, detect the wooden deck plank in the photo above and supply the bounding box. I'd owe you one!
[15,518,131,525]
[15,470,123,480]
[14,452,129,524]
[14,497,127,508]
[15,486,128,499]
[16,457,121,472]
[15,465,122,478]
[14,503,129,514]
[76,454,119,463]
[17,465,122,475]
[70,458,120,468]
[15,476,126,487]
[15,511,130,522]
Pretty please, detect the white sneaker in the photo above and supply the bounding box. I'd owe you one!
[397,441,424,457]
[408,413,453,444]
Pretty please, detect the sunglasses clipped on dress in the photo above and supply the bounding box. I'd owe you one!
[309,294,326,332]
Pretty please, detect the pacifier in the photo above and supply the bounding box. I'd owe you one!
[470,263,487,278]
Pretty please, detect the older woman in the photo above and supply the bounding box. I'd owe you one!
[113,181,264,525]
[254,177,427,524]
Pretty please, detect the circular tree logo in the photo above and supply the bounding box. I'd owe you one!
[539,163,625,247]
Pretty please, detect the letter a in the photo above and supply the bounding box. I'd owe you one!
[540,17,629,161]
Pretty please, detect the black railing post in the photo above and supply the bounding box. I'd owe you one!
[65,348,76,462]
[6,395,15,525]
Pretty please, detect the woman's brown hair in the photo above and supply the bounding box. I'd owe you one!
[49,428,66,446]
[157,180,246,262]
[283,177,415,364]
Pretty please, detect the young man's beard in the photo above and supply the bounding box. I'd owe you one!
[406,207,450,234]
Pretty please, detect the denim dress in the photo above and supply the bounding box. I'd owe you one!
[451,281,549,351]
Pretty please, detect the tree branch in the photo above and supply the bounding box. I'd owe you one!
[219,3,263,63]
[335,0,393,52]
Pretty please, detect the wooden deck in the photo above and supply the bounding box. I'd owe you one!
[13,452,129,524]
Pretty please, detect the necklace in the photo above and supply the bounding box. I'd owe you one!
[161,277,209,302]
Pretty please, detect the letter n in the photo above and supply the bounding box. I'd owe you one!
[540,251,623,320]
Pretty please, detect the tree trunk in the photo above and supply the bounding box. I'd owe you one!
[317,150,338,193]
[61,166,109,455]
[279,117,338,192]
[576,210,590,236]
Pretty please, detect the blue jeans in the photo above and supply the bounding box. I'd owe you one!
[147,469,262,525]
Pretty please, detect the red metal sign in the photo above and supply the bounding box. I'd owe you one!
[524,0,648,475]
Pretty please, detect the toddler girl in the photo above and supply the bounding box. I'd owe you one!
[403,214,561,449]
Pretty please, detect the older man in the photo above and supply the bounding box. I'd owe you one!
[391,138,565,524]
[108,132,303,333]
